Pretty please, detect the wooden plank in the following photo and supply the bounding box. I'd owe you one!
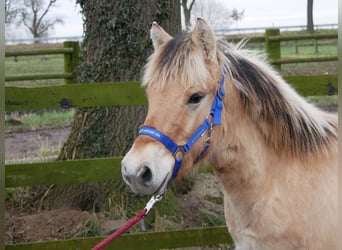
[5,226,233,250]
[5,48,73,57]
[284,74,338,96]
[265,29,281,70]
[269,32,338,42]
[5,157,122,187]
[5,82,146,111]
[5,73,73,82]
[272,56,338,64]
[5,75,337,112]
[64,42,80,84]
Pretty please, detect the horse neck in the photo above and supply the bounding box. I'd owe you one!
[207,80,282,199]
[207,76,337,202]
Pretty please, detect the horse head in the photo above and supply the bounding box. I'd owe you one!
[121,18,223,195]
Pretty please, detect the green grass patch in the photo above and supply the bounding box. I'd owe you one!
[305,95,338,105]
[281,45,337,58]
[5,109,75,132]
[5,54,65,87]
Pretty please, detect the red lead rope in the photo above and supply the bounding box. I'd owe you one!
[92,209,147,250]
[92,194,163,250]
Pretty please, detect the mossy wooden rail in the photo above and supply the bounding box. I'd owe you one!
[4,74,338,111]
[4,29,338,249]
[6,226,233,250]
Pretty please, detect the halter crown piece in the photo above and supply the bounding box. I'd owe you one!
[139,70,225,186]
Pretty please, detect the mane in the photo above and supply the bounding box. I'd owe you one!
[218,40,337,158]
[142,33,338,158]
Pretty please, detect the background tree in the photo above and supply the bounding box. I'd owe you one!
[230,8,244,29]
[181,0,195,29]
[5,0,21,24]
[42,0,182,230]
[18,0,63,39]
[307,0,314,33]
[190,0,241,30]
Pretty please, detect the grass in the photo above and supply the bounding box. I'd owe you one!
[281,44,337,58]
[5,43,65,87]
[5,55,65,87]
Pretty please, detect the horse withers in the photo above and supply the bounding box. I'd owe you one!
[121,18,338,250]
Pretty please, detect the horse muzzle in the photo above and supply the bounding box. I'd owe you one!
[121,142,174,195]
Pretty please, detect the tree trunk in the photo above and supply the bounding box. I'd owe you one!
[181,0,195,29]
[42,0,181,223]
[307,0,314,33]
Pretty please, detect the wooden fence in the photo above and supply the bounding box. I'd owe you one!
[4,29,338,249]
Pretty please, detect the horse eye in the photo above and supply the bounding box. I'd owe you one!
[188,93,204,104]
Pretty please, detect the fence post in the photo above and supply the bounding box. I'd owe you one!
[64,41,80,84]
[314,39,319,53]
[265,28,281,70]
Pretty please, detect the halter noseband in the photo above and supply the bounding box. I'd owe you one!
[138,71,225,184]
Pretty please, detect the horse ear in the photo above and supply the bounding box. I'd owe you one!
[192,18,217,61]
[150,21,172,50]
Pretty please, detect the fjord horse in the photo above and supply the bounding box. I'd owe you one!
[122,18,338,249]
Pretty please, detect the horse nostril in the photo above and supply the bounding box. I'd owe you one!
[138,166,152,185]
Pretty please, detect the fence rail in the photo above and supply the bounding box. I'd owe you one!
[4,28,338,249]
[5,48,73,57]
[268,32,338,41]
[214,23,338,35]
[5,73,73,82]
[4,74,338,112]
[5,157,122,187]
[271,56,338,64]
[5,226,232,250]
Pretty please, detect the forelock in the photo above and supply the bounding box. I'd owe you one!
[142,32,217,90]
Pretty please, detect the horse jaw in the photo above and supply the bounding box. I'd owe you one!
[121,141,174,195]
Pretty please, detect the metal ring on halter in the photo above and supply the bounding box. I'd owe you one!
[173,146,185,160]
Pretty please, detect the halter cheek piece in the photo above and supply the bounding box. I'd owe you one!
[138,71,225,184]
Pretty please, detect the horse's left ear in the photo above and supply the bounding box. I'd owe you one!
[192,18,217,62]
[150,21,173,51]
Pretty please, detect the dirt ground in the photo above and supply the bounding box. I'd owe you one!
[4,104,337,247]
[5,127,71,160]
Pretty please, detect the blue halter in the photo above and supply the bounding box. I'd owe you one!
[138,72,225,182]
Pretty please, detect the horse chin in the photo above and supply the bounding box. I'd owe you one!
[126,172,170,196]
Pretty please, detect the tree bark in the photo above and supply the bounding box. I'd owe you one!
[307,0,314,33]
[42,0,181,220]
